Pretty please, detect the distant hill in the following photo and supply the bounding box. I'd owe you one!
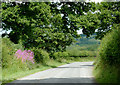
[75,34,100,46]
[66,34,100,51]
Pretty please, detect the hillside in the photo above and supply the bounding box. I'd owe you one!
[75,34,100,46]
[66,34,100,51]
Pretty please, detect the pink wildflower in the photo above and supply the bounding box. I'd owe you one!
[15,49,35,64]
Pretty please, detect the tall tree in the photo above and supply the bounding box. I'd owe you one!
[2,2,96,53]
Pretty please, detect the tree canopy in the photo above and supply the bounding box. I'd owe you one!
[75,2,120,39]
[2,2,95,53]
[2,1,120,53]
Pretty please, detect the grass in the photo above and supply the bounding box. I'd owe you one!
[93,62,119,83]
[2,57,95,84]
[2,59,66,84]
[0,67,2,84]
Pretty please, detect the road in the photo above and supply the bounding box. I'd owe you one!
[7,61,98,85]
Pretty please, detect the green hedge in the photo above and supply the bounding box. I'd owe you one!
[67,50,96,57]
[2,38,26,69]
[94,28,120,83]
[98,28,120,65]
[53,52,69,59]
[32,48,50,64]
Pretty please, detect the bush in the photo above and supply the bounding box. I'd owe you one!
[2,38,25,69]
[2,38,31,74]
[53,52,59,59]
[94,28,120,83]
[67,50,79,57]
[32,48,50,64]
[62,52,69,58]
[98,28,120,65]
[53,52,69,59]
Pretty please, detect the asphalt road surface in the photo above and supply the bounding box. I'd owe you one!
[7,61,98,85]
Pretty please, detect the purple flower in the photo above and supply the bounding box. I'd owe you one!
[27,50,31,53]
[15,49,35,64]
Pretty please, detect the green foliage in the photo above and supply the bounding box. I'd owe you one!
[2,38,48,83]
[98,28,120,65]
[66,35,99,58]
[2,38,25,69]
[50,2,95,34]
[33,28,74,54]
[1,38,36,82]
[72,2,120,39]
[93,64,119,83]
[2,2,84,54]
[32,48,50,64]
[94,28,120,83]
[53,52,69,59]
[62,52,69,58]
[2,37,39,82]
[67,50,96,58]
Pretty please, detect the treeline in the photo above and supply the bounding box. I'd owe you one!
[75,34,100,46]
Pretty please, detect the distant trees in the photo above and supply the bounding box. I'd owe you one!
[75,34,100,45]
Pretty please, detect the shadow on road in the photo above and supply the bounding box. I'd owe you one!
[80,65,94,67]
[4,77,100,85]
[56,65,94,68]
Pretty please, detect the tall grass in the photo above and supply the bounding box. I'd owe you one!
[93,62,118,83]
[0,37,2,83]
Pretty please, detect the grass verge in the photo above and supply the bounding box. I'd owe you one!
[2,59,66,84]
[93,63,119,83]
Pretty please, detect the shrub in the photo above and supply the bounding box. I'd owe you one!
[94,28,120,83]
[98,28,120,65]
[32,48,50,64]
[2,38,29,71]
[62,52,69,58]
[53,52,60,59]
[53,51,69,59]
[2,38,23,68]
